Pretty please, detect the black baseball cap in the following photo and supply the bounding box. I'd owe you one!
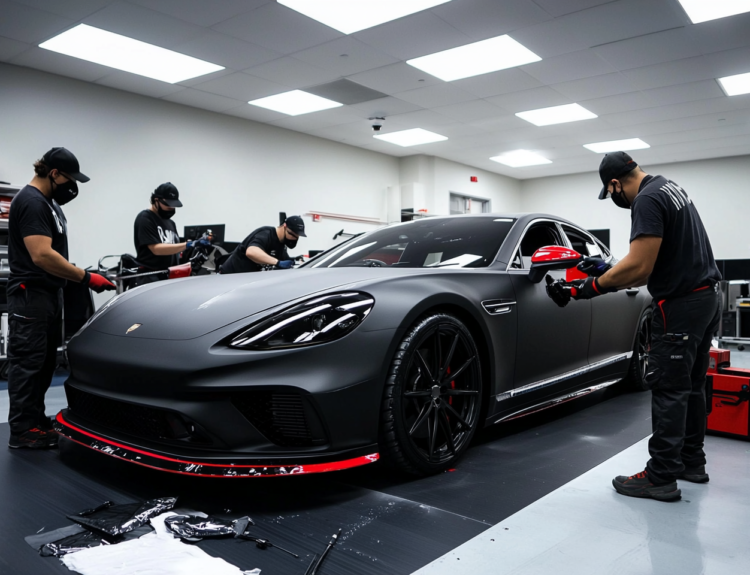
[42,147,89,183]
[285,215,306,237]
[598,152,638,199]
[153,182,183,207]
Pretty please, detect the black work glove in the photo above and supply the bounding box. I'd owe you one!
[276,260,294,269]
[545,275,572,308]
[571,277,615,300]
[577,256,611,277]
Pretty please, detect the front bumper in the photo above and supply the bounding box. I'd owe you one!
[55,410,379,478]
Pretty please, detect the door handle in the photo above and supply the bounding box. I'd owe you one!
[626,288,640,296]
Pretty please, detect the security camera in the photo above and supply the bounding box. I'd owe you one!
[369,117,385,132]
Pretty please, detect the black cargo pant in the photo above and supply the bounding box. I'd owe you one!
[645,284,721,484]
[7,287,63,435]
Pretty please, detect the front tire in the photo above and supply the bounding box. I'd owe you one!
[624,308,652,391]
[379,313,482,475]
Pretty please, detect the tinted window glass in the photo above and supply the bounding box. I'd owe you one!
[306,217,515,269]
[562,225,601,257]
[517,222,564,268]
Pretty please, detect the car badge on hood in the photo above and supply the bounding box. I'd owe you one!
[126,324,142,334]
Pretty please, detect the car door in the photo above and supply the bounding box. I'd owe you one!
[508,220,592,388]
[560,224,644,364]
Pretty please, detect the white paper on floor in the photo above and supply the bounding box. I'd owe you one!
[61,513,260,575]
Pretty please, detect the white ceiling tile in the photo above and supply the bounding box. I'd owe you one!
[486,86,571,113]
[129,0,269,27]
[466,114,535,135]
[162,88,246,113]
[579,91,653,115]
[12,0,113,21]
[432,99,507,123]
[172,31,282,71]
[223,103,287,123]
[347,96,424,119]
[551,71,632,100]
[0,36,31,61]
[601,97,741,127]
[353,11,471,61]
[95,72,186,98]
[244,56,339,89]
[512,0,685,58]
[704,46,750,79]
[385,108,459,129]
[645,123,750,146]
[268,106,365,132]
[621,108,750,137]
[9,46,111,81]
[451,68,544,98]
[191,72,288,100]
[688,12,750,55]
[293,37,399,76]
[521,49,616,84]
[212,2,342,55]
[0,1,74,43]
[83,1,205,48]
[432,0,551,40]
[641,80,725,107]
[307,122,382,147]
[594,27,702,71]
[347,63,443,94]
[395,84,477,108]
[620,55,715,91]
[531,0,618,18]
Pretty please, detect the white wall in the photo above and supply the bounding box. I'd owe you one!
[519,155,750,260]
[0,63,399,276]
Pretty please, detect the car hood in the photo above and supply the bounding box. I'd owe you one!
[87,268,415,340]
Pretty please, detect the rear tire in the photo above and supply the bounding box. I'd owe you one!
[624,308,652,392]
[379,314,482,475]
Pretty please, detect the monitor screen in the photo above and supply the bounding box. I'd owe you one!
[184,224,225,245]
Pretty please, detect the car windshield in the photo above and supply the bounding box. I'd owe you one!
[304,217,516,269]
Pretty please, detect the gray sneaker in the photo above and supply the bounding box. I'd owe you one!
[679,466,709,483]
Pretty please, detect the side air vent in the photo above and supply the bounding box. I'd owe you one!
[231,390,327,448]
[481,299,516,315]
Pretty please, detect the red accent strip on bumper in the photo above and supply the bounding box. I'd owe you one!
[55,412,379,478]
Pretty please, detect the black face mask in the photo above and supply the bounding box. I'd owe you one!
[50,176,78,206]
[610,189,631,210]
[156,203,176,219]
[285,237,298,249]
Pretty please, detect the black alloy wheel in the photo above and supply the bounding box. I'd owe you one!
[380,313,482,475]
[625,308,652,391]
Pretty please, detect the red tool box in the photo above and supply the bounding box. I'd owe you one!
[707,348,750,440]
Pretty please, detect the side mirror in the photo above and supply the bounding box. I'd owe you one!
[528,246,582,283]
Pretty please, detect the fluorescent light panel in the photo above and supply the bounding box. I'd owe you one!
[718,72,750,96]
[490,150,551,168]
[677,0,750,23]
[39,24,224,83]
[516,103,597,126]
[374,128,447,147]
[278,0,452,34]
[584,138,650,153]
[249,90,343,116]
[407,35,541,82]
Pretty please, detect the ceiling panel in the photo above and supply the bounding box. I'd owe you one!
[191,72,288,100]
[347,63,443,94]
[521,49,616,84]
[162,88,244,113]
[486,86,571,113]
[292,37,399,77]
[0,1,74,43]
[451,68,544,98]
[9,46,112,82]
[641,80,725,108]
[594,26,702,71]
[689,11,750,55]
[0,36,31,61]
[385,109,459,129]
[347,96,424,120]
[222,102,287,124]
[129,0,268,28]
[83,1,205,48]
[579,90,653,115]
[267,106,366,133]
[601,97,741,128]
[703,46,750,79]
[550,71,632,101]
[620,55,716,91]
[12,0,114,21]
[95,72,185,98]
[432,0,551,40]
[432,99,508,123]
[353,11,471,61]
[172,30,281,71]
[212,2,341,55]
[530,0,617,18]
[395,84,477,108]
[244,56,339,89]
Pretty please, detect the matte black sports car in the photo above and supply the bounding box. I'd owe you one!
[55,214,651,477]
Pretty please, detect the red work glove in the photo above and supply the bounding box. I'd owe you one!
[82,271,116,293]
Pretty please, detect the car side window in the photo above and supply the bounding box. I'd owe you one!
[516,222,565,268]
[562,225,601,258]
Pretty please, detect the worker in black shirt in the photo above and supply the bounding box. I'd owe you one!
[572,152,721,502]
[7,148,115,450]
[132,183,210,286]
[221,215,306,274]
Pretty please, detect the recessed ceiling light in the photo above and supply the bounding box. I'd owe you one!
[374,128,448,147]
[584,138,651,153]
[278,0,453,34]
[39,24,224,84]
[718,71,750,96]
[248,90,343,116]
[516,103,597,126]
[677,0,750,23]
[490,150,552,168]
[406,35,541,82]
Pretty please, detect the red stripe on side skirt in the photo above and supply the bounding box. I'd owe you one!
[658,299,667,331]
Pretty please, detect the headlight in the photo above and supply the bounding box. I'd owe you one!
[228,292,374,350]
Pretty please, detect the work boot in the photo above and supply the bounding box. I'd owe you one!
[612,470,681,501]
[8,428,58,450]
[679,465,709,484]
[38,416,59,447]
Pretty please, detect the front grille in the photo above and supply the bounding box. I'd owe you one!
[231,391,326,447]
[66,385,194,442]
